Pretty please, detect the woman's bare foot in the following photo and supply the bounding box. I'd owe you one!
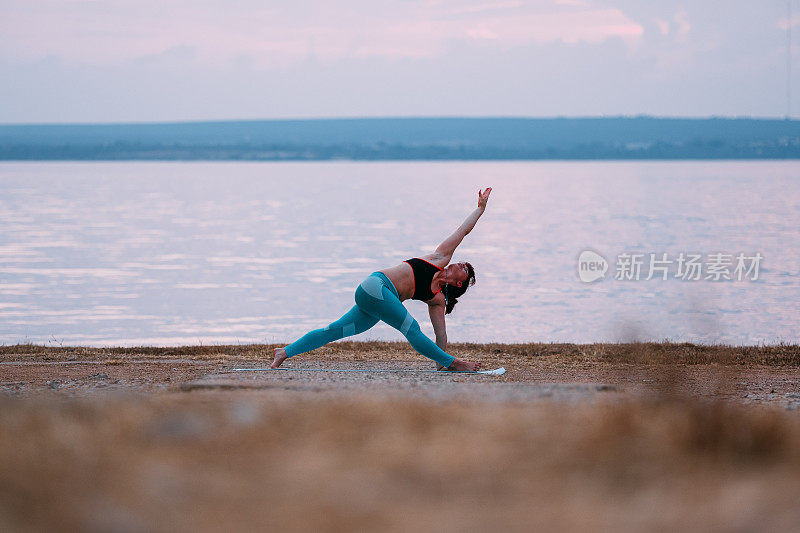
[446,358,482,372]
[271,347,288,368]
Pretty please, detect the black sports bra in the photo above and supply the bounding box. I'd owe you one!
[404,258,442,301]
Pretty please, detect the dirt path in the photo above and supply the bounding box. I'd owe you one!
[1,342,798,408]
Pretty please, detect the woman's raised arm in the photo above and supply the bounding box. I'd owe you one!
[434,187,492,262]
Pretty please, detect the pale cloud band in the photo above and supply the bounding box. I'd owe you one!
[0,0,796,121]
[1,0,643,66]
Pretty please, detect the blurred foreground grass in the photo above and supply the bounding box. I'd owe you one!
[1,341,799,531]
[1,391,799,531]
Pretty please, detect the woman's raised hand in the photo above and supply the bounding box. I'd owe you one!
[477,187,492,210]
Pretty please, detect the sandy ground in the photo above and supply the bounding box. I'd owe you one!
[1,341,800,531]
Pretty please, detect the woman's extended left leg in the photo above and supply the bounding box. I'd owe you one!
[281,304,379,359]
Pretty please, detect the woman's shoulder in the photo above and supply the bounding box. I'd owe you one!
[425,291,446,307]
[418,253,448,269]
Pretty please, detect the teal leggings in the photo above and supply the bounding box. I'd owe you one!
[284,272,456,368]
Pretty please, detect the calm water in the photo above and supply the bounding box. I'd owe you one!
[0,161,798,347]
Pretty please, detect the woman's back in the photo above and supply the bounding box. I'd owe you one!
[381,253,445,302]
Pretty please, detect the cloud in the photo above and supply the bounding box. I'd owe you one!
[673,9,691,42]
[654,18,669,36]
[0,1,794,121]
[777,14,800,30]
[0,0,642,67]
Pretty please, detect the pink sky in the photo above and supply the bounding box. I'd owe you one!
[0,0,796,121]
[1,1,643,65]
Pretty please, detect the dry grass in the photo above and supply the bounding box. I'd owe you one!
[1,342,799,530]
[0,391,799,532]
[2,341,799,366]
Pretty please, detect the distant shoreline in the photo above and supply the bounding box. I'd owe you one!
[3,153,800,161]
[2,117,799,160]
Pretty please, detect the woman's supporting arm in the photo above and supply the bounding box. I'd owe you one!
[435,187,491,262]
[428,302,447,350]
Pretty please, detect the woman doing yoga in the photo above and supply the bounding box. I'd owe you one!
[271,187,492,371]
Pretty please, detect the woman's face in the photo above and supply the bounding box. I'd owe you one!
[445,262,469,287]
